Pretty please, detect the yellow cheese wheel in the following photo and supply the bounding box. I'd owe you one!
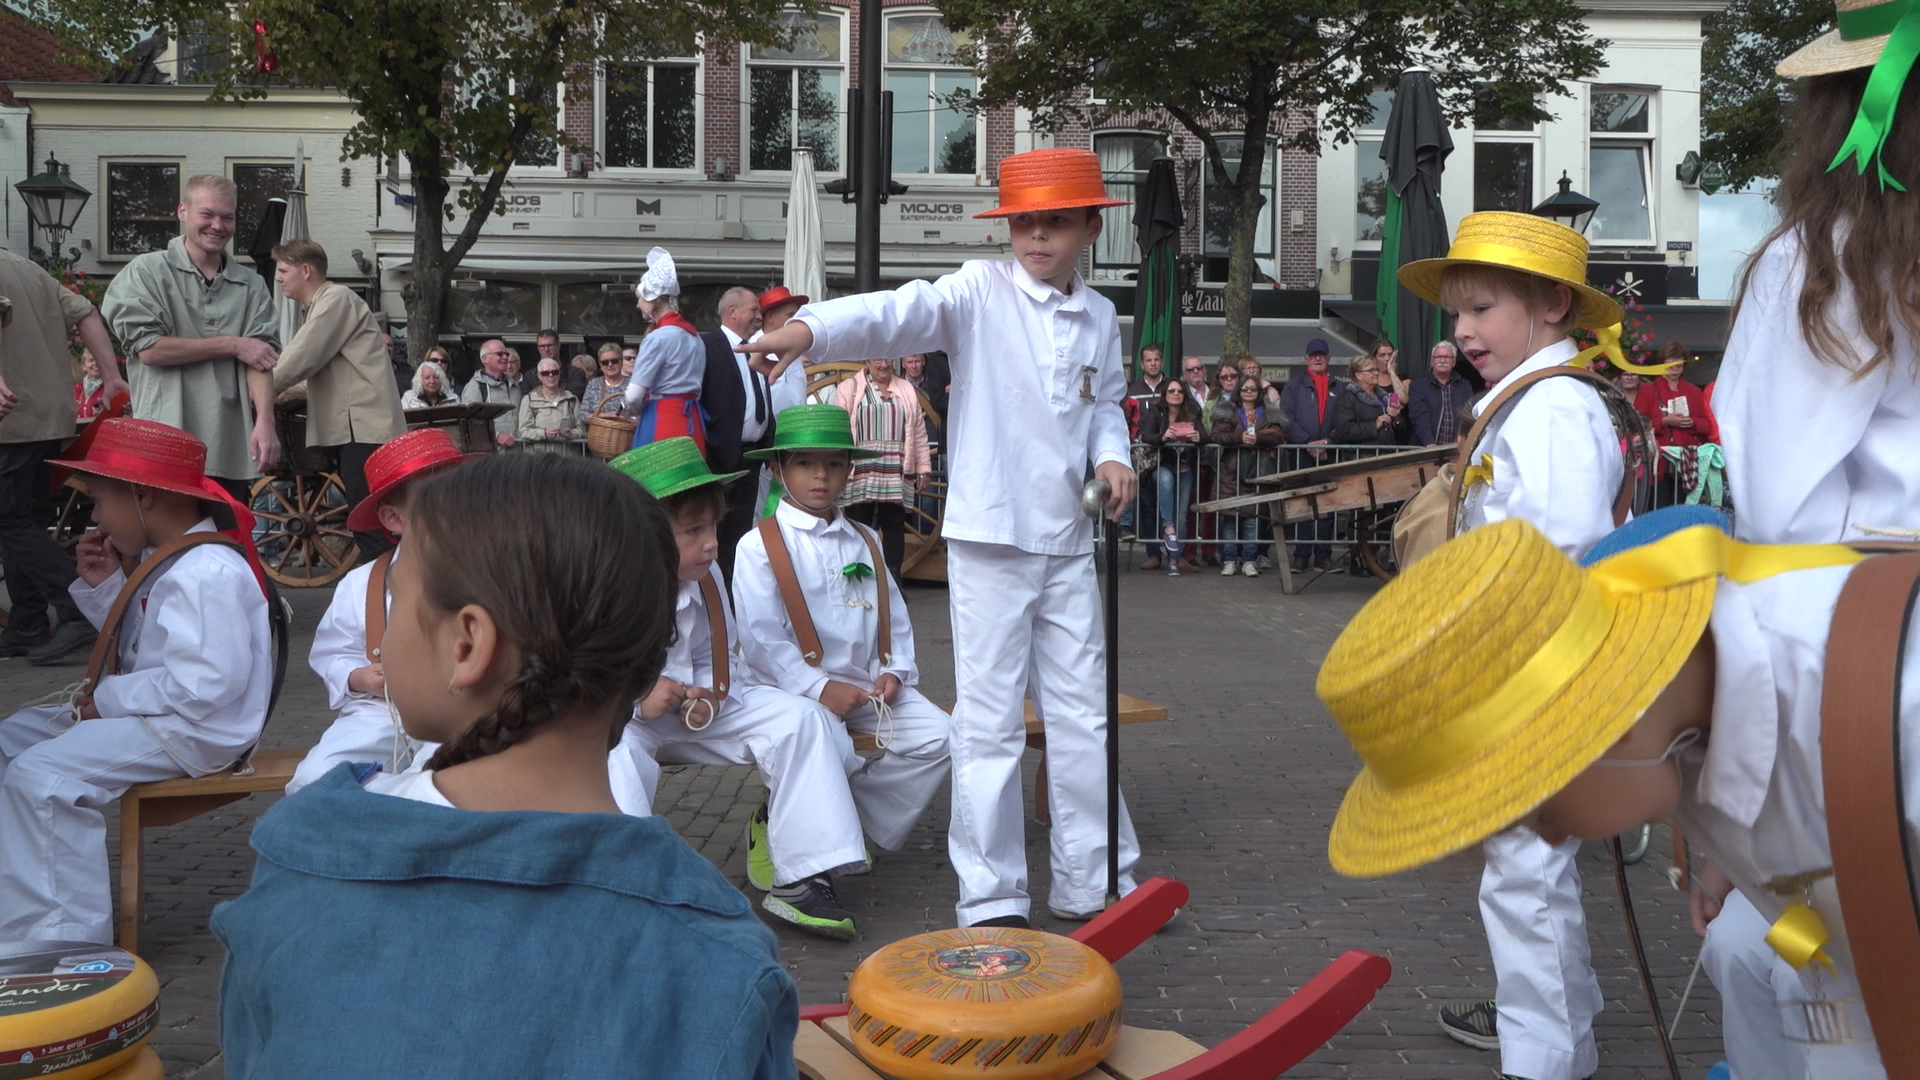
[846,928,1122,1080]
[0,942,160,1080]
[95,1048,162,1080]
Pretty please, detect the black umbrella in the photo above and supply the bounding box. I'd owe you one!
[1372,69,1453,380]
[248,197,288,282]
[1132,157,1183,380]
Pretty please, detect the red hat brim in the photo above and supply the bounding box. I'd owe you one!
[759,294,809,316]
[54,457,224,506]
[346,452,485,533]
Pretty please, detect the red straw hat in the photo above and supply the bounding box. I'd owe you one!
[975,148,1129,219]
[52,417,267,593]
[758,285,809,316]
[347,427,480,532]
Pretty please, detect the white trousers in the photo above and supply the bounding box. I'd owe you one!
[840,687,952,851]
[946,540,1138,926]
[1480,827,1601,1080]
[0,707,186,943]
[1702,890,1886,1080]
[613,684,867,883]
[287,704,418,794]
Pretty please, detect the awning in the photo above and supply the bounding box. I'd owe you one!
[1117,318,1361,362]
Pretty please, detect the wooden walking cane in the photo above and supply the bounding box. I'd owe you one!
[1083,479,1122,906]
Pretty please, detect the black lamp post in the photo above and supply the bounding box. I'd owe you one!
[16,153,92,268]
[1531,171,1600,235]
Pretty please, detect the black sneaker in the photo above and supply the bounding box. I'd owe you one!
[970,915,1031,929]
[0,627,53,658]
[27,620,98,666]
[1439,1000,1499,1051]
[764,875,856,940]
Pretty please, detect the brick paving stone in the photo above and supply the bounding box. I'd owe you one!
[3,560,1727,1079]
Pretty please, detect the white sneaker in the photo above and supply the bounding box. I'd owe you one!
[1241,561,1260,577]
[1220,560,1238,576]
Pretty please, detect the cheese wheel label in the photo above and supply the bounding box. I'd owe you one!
[932,943,1033,981]
[1,945,158,1080]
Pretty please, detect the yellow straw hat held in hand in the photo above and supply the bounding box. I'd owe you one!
[1318,519,1715,876]
[1396,211,1624,331]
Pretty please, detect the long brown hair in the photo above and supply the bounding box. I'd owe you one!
[1735,69,1920,376]
[411,453,679,769]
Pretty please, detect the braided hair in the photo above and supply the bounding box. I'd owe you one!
[409,453,678,770]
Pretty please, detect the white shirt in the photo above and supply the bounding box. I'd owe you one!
[68,519,273,776]
[732,500,917,701]
[722,324,773,442]
[795,260,1130,556]
[310,560,386,722]
[662,564,738,692]
[363,769,454,807]
[1718,229,1920,544]
[1461,338,1623,558]
[1674,567,1920,989]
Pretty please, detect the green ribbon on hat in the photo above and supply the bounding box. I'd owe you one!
[1826,0,1920,191]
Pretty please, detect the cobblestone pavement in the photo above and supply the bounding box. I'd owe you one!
[2,557,1725,1079]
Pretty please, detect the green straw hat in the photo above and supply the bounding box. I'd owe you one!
[745,404,881,461]
[609,437,747,498]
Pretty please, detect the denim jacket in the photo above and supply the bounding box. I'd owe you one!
[214,766,798,1080]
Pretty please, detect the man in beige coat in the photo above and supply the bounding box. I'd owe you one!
[270,239,405,558]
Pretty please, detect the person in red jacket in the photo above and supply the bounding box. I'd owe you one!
[1634,341,1718,448]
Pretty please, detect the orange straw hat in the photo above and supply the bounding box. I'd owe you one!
[975,148,1129,219]
[347,428,481,532]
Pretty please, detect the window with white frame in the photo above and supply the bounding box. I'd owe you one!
[601,61,699,170]
[1472,90,1539,213]
[230,161,294,255]
[1203,136,1277,283]
[748,10,844,172]
[467,75,564,169]
[1588,87,1654,242]
[103,160,181,258]
[1092,132,1164,276]
[1353,87,1395,245]
[885,12,979,176]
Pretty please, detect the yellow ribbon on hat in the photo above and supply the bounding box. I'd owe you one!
[1572,323,1671,376]
[1766,903,1840,974]
[1462,453,1495,490]
[1368,526,1864,788]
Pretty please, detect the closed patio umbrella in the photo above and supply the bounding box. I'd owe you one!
[1131,157,1183,380]
[1373,69,1452,380]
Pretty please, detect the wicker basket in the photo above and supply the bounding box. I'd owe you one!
[584,399,636,459]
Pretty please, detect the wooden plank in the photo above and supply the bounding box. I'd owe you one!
[1246,444,1452,488]
[821,1015,858,1055]
[1200,461,1439,521]
[122,749,302,799]
[796,1022,883,1080]
[851,695,1167,753]
[1095,1026,1209,1079]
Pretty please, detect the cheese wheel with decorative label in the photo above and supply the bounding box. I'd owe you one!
[0,942,160,1080]
[846,928,1122,1080]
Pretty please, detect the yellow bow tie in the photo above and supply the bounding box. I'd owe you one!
[1462,453,1495,490]
[1572,322,1671,376]
[1767,903,1840,975]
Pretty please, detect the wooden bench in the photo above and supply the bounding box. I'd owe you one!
[851,695,1168,825]
[116,749,302,952]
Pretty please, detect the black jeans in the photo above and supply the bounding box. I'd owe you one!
[845,501,906,582]
[334,441,393,561]
[0,439,80,636]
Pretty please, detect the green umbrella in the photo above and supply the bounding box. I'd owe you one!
[1132,157,1183,379]
[1373,69,1453,379]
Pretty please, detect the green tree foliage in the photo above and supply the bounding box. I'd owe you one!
[36,0,791,360]
[1701,0,1832,190]
[935,0,1603,358]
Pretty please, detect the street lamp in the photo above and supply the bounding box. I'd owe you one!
[15,153,92,266]
[1531,171,1599,235]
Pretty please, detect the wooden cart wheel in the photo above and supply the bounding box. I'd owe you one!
[249,471,358,588]
[1357,540,1397,581]
[1355,508,1399,581]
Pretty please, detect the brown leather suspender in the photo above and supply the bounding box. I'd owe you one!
[756,514,892,668]
[83,533,245,694]
[363,551,391,664]
[1821,550,1920,1068]
[698,572,730,701]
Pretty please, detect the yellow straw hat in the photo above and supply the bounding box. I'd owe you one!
[1397,211,1624,331]
[1319,519,1714,876]
[1778,0,1909,76]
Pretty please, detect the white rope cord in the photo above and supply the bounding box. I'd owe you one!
[1856,524,1920,538]
[32,681,91,733]
[1669,952,1705,1041]
[682,694,717,732]
[866,694,894,751]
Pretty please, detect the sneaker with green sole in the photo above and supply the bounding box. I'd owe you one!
[745,800,775,892]
[763,875,857,940]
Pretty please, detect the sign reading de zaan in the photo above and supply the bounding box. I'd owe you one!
[894,201,974,223]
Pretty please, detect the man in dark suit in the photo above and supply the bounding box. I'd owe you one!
[701,285,772,580]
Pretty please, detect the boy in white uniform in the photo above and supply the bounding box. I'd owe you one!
[0,418,272,944]
[742,148,1140,928]
[732,405,953,885]
[609,436,874,940]
[1395,211,1634,1080]
[288,428,474,792]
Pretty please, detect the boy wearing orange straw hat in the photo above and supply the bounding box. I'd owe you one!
[0,417,273,944]
[740,148,1139,928]
[1320,505,1915,1078]
[287,427,478,794]
[1394,210,1641,1080]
